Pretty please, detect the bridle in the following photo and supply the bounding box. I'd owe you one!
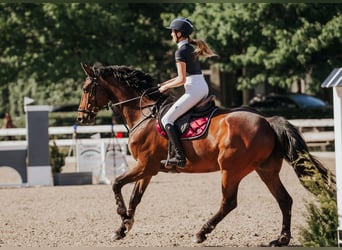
[77,76,105,117]
[78,74,164,132]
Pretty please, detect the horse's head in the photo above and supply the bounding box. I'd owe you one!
[77,63,111,124]
[78,63,167,125]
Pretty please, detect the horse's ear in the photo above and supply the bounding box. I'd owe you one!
[80,63,94,77]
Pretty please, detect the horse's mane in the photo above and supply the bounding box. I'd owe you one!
[96,65,165,101]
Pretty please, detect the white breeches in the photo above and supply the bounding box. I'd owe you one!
[161,74,209,126]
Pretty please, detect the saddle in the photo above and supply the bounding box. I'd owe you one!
[156,95,218,140]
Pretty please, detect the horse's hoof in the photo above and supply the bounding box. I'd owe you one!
[111,231,125,241]
[192,234,206,243]
[267,233,291,247]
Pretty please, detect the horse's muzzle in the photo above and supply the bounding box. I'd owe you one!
[77,110,96,124]
[77,116,85,124]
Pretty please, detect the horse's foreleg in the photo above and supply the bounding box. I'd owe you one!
[112,174,129,240]
[112,163,154,241]
[256,167,293,247]
[193,170,241,243]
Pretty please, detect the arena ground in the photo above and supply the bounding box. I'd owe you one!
[0,152,335,247]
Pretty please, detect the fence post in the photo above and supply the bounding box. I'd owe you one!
[25,104,53,186]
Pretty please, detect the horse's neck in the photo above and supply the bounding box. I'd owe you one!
[122,106,141,129]
[121,99,155,130]
[106,81,157,130]
[107,86,140,129]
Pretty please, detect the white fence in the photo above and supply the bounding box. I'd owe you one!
[0,124,129,185]
[0,124,129,147]
[289,119,334,151]
[0,119,335,151]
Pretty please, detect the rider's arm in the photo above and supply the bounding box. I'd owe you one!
[159,62,186,93]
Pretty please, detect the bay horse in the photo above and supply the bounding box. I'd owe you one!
[77,63,333,246]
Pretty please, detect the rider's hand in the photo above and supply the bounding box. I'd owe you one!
[158,84,168,93]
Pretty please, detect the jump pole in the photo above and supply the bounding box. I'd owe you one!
[321,68,342,246]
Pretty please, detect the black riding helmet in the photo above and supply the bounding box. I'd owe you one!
[166,17,194,37]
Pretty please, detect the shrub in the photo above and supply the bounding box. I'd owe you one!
[300,190,337,246]
[50,141,65,173]
[298,152,337,247]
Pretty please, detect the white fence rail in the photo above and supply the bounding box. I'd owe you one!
[0,124,127,137]
[0,124,128,148]
[290,119,334,150]
[0,119,335,150]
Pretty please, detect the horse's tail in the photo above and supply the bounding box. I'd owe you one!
[267,116,335,195]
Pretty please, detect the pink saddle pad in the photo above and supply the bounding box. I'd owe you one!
[156,116,210,140]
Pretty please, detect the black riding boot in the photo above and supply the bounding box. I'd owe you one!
[161,124,186,167]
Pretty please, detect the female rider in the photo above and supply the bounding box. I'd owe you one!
[159,17,216,167]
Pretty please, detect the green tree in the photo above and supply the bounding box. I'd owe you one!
[1,3,341,116]
[0,3,192,117]
[190,3,342,92]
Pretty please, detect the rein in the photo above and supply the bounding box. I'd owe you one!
[109,88,160,113]
[110,88,161,134]
[110,96,142,107]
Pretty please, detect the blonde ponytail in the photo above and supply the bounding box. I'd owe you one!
[189,38,217,58]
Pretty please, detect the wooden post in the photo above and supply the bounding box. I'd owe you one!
[321,68,342,246]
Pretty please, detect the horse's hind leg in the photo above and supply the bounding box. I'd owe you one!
[193,170,241,243]
[256,157,293,247]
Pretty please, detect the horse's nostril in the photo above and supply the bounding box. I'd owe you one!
[77,117,83,122]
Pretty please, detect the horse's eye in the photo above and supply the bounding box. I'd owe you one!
[83,88,88,93]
